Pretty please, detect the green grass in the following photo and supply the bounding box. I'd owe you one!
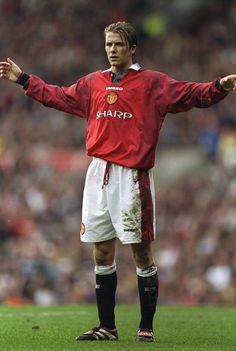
[0,304,235,351]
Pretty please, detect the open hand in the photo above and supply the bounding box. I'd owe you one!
[0,58,22,82]
[220,75,236,92]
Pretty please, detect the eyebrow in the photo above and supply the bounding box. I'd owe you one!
[105,40,126,45]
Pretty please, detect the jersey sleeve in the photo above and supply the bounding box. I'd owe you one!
[24,74,91,118]
[163,76,228,114]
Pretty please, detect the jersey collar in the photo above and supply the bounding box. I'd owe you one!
[102,63,141,73]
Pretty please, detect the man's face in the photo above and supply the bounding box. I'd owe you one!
[105,32,136,74]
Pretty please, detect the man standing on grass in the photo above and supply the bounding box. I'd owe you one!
[1,21,236,342]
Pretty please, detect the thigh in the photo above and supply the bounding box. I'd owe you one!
[80,158,116,243]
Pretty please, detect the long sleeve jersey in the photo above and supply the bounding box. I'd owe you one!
[23,65,228,170]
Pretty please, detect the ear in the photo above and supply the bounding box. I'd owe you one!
[130,45,136,55]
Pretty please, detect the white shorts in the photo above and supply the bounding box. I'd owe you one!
[80,158,156,244]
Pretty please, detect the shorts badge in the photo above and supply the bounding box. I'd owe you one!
[80,223,85,235]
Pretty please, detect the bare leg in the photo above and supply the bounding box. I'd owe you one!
[93,238,116,266]
[131,240,154,268]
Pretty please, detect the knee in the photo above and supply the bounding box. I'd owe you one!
[94,242,115,266]
[132,242,154,268]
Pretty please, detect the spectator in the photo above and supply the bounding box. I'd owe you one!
[0,0,236,306]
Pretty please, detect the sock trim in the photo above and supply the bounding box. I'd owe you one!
[95,262,116,275]
[136,265,157,277]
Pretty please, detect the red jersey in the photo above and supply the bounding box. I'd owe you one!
[25,65,227,170]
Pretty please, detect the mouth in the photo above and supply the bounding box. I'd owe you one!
[109,56,119,60]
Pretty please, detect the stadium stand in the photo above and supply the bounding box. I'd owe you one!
[0,0,236,305]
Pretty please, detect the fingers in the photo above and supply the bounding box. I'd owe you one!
[0,57,13,77]
[231,85,236,93]
[0,62,10,78]
[7,57,14,65]
[0,58,12,69]
[229,76,236,93]
[0,57,14,78]
[0,62,10,69]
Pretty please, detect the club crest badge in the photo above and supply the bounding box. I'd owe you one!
[106,92,118,104]
[80,223,85,235]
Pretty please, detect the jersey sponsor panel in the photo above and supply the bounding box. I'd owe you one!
[96,110,133,119]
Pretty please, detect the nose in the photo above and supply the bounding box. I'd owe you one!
[110,44,117,52]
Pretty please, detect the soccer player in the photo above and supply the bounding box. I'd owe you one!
[1,21,236,342]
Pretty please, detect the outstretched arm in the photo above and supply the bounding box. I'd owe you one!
[220,75,236,92]
[0,57,90,118]
[0,58,22,82]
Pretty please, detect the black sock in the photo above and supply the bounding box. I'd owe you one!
[96,271,117,329]
[138,272,159,330]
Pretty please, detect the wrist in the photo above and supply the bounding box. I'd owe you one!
[16,72,30,86]
[215,79,228,93]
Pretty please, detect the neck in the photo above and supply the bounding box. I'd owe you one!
[111,62,133,75]
[112,68,127,76]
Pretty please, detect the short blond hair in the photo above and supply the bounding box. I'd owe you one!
[104,21,137,48]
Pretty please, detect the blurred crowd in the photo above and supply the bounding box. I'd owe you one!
[0,0,236,306]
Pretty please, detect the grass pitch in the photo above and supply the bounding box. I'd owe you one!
[0,304,235,351]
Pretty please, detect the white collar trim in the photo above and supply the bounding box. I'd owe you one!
[102,63,141,73]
